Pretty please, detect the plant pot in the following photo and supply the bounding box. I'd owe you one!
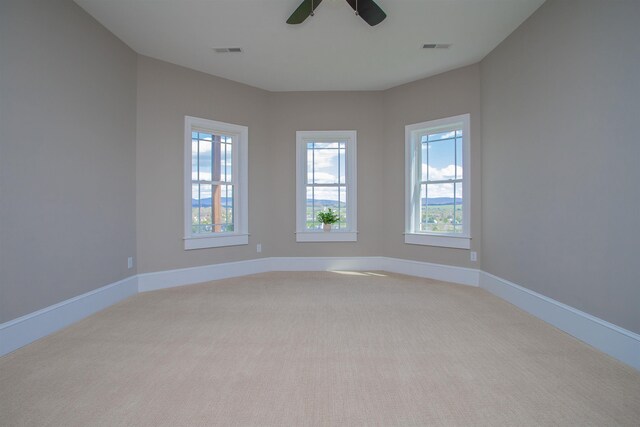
[323,223,332,232]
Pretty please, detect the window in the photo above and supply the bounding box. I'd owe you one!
[405,114,470,249]
[296,131,357,242]
[184,116,248,249]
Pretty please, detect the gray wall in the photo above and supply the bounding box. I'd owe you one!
[383,64,482,267]
[0,0,137,322]
[136,56,271,273]
[266,91,385,258]
[10,0,636,338]
[136,62,388,270]
[481,0,640,333]
[136,57,482,273]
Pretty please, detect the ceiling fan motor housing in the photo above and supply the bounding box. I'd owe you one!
[287,0,386,26]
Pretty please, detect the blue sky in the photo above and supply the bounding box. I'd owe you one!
[190,132,463,202]
[420,130,463,198]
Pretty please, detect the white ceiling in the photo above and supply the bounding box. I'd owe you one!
[74,0,545,92]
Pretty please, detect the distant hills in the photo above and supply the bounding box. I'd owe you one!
[193,198,347,208]
[193,197,462,208]
[311,199,347,208]
[422,197,462,206]
[192,197,231,208]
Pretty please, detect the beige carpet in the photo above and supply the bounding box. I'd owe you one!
[1,272,639,426]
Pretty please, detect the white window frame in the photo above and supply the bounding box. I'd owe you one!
[296,131,357,242]
[405,114,471,249]
[184,116,248,250]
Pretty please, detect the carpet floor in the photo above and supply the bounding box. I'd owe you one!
[1,271,639,426]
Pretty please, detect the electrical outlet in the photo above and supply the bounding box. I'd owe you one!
[257,244,262,253]
[127,257,133,269]
[470,251,477,262]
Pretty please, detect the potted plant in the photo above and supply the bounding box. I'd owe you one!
[317,208,339,232]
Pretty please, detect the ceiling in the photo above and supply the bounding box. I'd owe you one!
[74,0,545,92]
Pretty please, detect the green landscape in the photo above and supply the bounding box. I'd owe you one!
[191,197,463,234]
[420,203,463,233]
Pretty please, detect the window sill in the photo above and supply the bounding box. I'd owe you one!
[296,231,358,243]
[404,233,470,249]
[184,234,249,250]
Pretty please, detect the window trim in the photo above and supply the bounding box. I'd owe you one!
[184,116,248,250]
[405,114,471,249]
[295,130,357,243]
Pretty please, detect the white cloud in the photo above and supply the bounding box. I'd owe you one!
[312,149,340,169]
[310,171,339,184]
[442,131,456,139]
[424,184,455,198]
[422,131,457,143]
[422,164,463,181]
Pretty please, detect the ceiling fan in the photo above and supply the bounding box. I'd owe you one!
[287,0,387,26]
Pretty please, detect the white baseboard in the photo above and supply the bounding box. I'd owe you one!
[137,258,271,292]
[138,256,479,293]
[383,257,479,287]
[268,256,387,273]
[480,271,640,371]
[5,256,475,356]
[0,275,138,357]
[3,259,638,373]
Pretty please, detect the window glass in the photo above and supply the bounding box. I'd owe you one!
[296,131,357,242]
[405,114,470,248]
[184,117,248,249]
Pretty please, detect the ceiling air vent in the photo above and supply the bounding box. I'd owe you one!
[422,44,451,49]
[213,47,243,53]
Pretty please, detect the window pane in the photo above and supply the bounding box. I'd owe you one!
[313,142,340,149]
[218,184,234,232]
[191,183,200,233]
[427,130,456,142]
[191,183,236,235]
[455,137,463,179]
[336,186,347,229]
[420,184,429,231]
[187,119,246,244]
[298,134,353,237]
[314,186,337,230]
[427,139,455,181]
[306,186,346,230]
[421,183,456,233]
[339,147,346,183]
[224,142,232,183]
[192,184,233,233]
[408,118,467,239]
[421,143,429,181]
[307,152,314,184]
[454,182,463,233]
[309,147,340,184]
[191,139,198,180]
[306,141,347,185]
[192,183,212,234]
[210,184,221,232]
[198,138,212,182]
[191,132,239,234]
[214,137,223,182]
[306,187,318,230]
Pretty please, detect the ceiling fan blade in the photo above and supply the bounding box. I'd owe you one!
[345,0,386,26]
[287,0,324,24]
